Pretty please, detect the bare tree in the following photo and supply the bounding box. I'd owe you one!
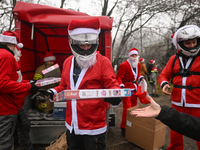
[60,0,65,8]
[1,0,200,70]
[107,0,177,67]
[0,0,35,33]
[154,0,200,68]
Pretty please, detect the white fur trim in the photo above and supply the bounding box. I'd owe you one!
[150,60,155,64]
[17,43,23,48]
[68,28,101,36]
[128,50,138,56]
[44,56,56,62]
[0,34,17,44]
[120,84,125,87]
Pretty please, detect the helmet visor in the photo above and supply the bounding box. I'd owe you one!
[69,33,99,45]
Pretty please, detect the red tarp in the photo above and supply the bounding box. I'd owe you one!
[13,1,113,80]
[13,1,113,30]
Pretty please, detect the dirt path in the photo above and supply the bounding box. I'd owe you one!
[106,95,198,150]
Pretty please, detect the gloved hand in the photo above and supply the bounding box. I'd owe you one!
[104,97,123,105]
[137,94,150,104]
[29,80,40,94]
[135,86,150,104]
[31,89,54,102]
[120,85,125,89]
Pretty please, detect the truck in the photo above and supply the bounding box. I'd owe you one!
[13,1,115,144]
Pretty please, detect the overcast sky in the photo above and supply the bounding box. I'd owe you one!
[37,0,102,16]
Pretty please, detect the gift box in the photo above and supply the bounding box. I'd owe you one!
[35,77,61,87]
[53,89,132,102]
[42,64,61,78]
[125,105,166,150]
[54,102,66,120]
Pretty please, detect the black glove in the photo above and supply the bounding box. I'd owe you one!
[104,97,123,105]
[31,89,54,102]
[120,85,125,89]
[29,80,40,94]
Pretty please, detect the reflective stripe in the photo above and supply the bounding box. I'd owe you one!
[33,73,44,80]
[65,121,107,135]
[171,101,200,108]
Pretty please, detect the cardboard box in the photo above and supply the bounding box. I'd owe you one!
[125,105,166,150]
[42,64,61,78]
[53,89,132,102]
[54,102,66,120]
[35,77,61,87]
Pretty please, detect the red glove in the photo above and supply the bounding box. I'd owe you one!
[135,86,150,104]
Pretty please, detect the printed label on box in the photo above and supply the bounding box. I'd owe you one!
[42,64,59,74]
[54,102,66,120]
[126,120,132,127]
[35,77,61,87]
[79,90,97,98]
[53,89,132,102]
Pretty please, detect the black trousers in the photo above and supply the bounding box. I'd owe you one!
[0,114,17,150]
[16,108,33,150]
[67,130,106,150]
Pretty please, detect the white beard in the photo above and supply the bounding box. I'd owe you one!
[13,47,22,62]
[129,56,139,68]
[76,54,97,69]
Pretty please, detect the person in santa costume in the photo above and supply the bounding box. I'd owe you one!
[0,31,40,150]
[33,52,56,80]
[32,18,122,150]
[158,25,200,150]
[139,58,148,81]
[147,59,155,95]
[33,52,57,114]
[116,48,146,136]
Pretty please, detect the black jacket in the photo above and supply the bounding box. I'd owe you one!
[156,105,200,141]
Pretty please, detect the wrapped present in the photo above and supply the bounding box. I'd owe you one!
[53,89,132,102]
[42,64,61,78]
[35,77,61,87]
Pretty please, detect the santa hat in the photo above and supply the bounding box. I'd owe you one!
[171,33,174,38]
[128,48,138,57]
[0,31,23,48]
[149,59,155,64]
[152,67,158,72]
[44,52,56,62]
[139,58,144,62]
[68,18,101,36]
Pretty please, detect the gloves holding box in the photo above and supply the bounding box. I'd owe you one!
[29,80,40,94]
[31,89,54,102]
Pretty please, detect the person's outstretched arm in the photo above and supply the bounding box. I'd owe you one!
[131,95,200,141]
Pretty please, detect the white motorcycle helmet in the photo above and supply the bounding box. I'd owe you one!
[174,25,200,56]
[68,18,101,61]
[69,33,99,61]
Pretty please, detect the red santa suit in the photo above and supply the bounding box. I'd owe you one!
[0,46,31,116]
[52,54,120,135]
[158,54,200,149]
[116,48,143,129]
[158,25,200,150]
